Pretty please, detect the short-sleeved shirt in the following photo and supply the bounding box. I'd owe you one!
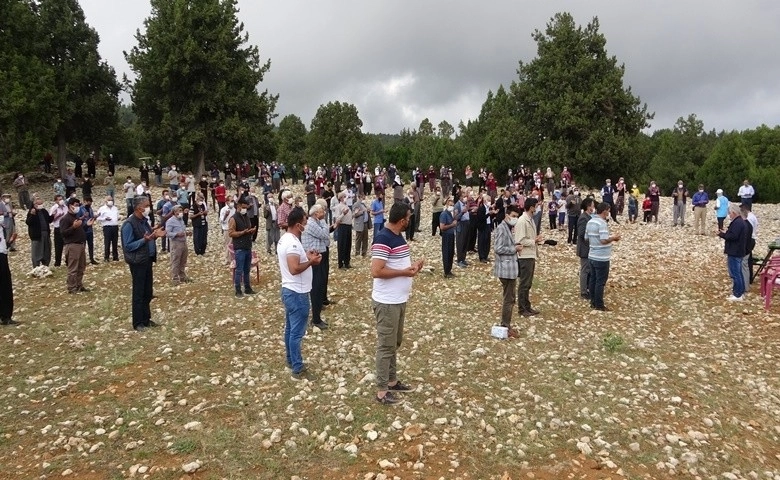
[371,199,384,224]
[277,232,312,294]
[371,228,412,304]
[586,216,611,262]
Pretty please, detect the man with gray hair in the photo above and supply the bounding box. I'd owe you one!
[334,190,353,268]
[302,203,331,330]
[166,204,191,284]
[717,204,747,301]
[263,192,280,255]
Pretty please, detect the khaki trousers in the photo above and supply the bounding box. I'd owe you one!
[373,301,406,391]
[223,230,232,264]
[693,206,707,234]
[63,243,86,293]
[169,240,188,283]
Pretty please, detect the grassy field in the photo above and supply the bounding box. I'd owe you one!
[1,170,779,479]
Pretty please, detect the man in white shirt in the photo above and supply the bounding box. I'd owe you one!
[0,221,19,325]
[738,179,755,209]
[123,177,135,216]
[135,181,147,197]
[370,202,424,405]
[263,192,280,255]
[48,194,68,266]
[741,204,759,290]
[96,196,120,262]
[219,199,235,265]
[277,207,322,381]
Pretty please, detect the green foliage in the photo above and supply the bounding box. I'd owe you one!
[602,332,624,353]
[306,101,364,166]
[126,0,277,174]
[696,132,756,197]
[275,114,307,167]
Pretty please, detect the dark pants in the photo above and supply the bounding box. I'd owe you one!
[322,247,330,300]
[432,211,441,235]
[53,227,64,266]
[499,277,516,327]
[741,197,753,209]
[549,214,557,230]
[466,217,478,251]
[567,215,578,244]
[103,226,119,261]
[85,230,95,261]
[193,225,207,255]
[717,216,725,231]
[456,220,469,263]
[405,214,415,241]
[129,261,153,329]
[588,259,610,309]
[234,248,251,292]
[517,258,535,313]
[126,198,134,217]
[337,224,353,268]
[441,234,455,274]
[477,227,490,261]
[250,217,259,242]
[0,253,13,320]
[310,258,327,323]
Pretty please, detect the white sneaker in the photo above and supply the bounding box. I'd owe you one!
[726,295,744,302]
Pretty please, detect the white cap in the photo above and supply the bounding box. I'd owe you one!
[716,188,723,194]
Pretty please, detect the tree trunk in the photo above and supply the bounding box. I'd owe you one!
[195,146,205,178]
[57,128,67,178]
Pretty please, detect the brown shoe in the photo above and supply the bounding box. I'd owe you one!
[507,328,520,338]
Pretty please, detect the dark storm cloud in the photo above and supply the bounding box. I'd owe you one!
[81,0,780,134]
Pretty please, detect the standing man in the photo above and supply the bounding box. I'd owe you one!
[107,154,115,176]
[123,176,135,216]
[515,198,542,317]
[278,207,322,380]
[219,197,235,265]
[691,184,709,235]
[586,202,621,311]
[60,197,88,294]
[671,180,689,227]
[600,178,617,223]
[352,193,369,258]
[228,198,257,297]
[717,205,747,301]
[371,202,424,405]
[431,186,443,236]
[576,198,596,299]
[714,188,729,231]
[0,193,17,252]
[49,195,67,265]
[738,179,755,209]
[263,193,280,255]
[77,197,99,265]
[741,204,758,289]
[96,196,120,262]
[13,173,31,209]
[493,205,522,337]
[152,161,163,187]
[566,188,581,245]
[0,217,18,325]
[454,191,470,268]
[302,204,330,330]
[439,196,457,278]
[166,205,191,284]
[647,181,661,224]
[371,191,385,239]
[25,195,53,268]
[121,196,165,330]
[190,194,208,255]
[334,191,353,268]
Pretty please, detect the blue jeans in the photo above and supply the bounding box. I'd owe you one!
[727,255,745,297]
[282,288,310,373]
[588,259,610,308]
[234,248,251,291]
[373,222,383,240]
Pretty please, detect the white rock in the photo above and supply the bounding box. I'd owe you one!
[367,431,378,441]
[344,444,358,455]
[670,396,682,404]
[181,460,202,473]
[576,442,592,455]
[665,433,680,444]
[61,469,73,476]
[629,442,640,452]
[433,418,448,425]
[470,347,487,357]
[378,459,395,469]
[703,418,714,428]
[184,421,202,431]
[345,411,354,422]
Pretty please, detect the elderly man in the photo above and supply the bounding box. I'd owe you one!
[122,196,165,330]
[353,193,369,258]
[228,197,257,297]
[334,190,354,268]
[166,205,191,284]
[691,184,709,235]
[96,196,120,262]
[302,203,331,330]
[717,204,748,301]
[493,205,522,337]
[671,180,689,227]
[0,193,17,252]
[0,221,18,325]
[576,198,596,298]
[263,192,280,255]
[26,194,53,268]
[738,179,755,209]
[60,197,88,293]
[515,198,543,316]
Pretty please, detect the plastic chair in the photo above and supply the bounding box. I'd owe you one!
[227,243,261,284]
[759,257,780,311]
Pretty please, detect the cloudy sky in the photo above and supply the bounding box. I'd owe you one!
[80,0,780,135]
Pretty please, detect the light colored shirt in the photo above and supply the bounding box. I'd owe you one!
[371,228,412,304]
[219,205,235,231]
[514,213,537,259]
[166,215,187,241]
[586,216,612,262]
[0,223,7,254]
[96,205,119,226]
[124,181,135,199]
[277,232,312,294]
[738,185,755,199]
[747,212,758,240]
[49,204,68,228]
[301,217,330,252]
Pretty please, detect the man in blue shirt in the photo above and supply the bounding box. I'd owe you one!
[586,202,621,311]
[438,197,457,278]
[691,184,709,235]
[370,192,385,240]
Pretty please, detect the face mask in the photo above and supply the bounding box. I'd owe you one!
[678,184,683,188]
[446,206,454,212]
[57,179,62,183]
[57,200,64,207]
[239,208,247,215]
[507,217,518,226]
[106,201,113,207]
[143,207,151,217]
[69,206,78,214]
[297,202,303,207]
[176,213,184,219]
[287,198,293,204]
[171,197,178,202]
[228,203,234,208]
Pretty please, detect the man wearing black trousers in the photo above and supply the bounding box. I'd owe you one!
[439,197,457,278]
[49,195,68,266]
[96,196,120,261]
[334,191,353,268]
[191,194,208,255]
[302,203,330,329]
[0,224,19,325]
[454,191,470,268]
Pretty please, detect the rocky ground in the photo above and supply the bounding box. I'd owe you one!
[1,170,779,479]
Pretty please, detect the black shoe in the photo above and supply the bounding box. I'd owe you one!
[148,320,160,327]
[291,365,315,381]
[388,381,414,392]
[444,273,455,279]
[322,299,332,306]
[244,288,257,295]
[375,391,400,405]
[104,258,109,262]
[528,308,540,315]
[312,321,329,330]
[90,260,99,265]
[78,287,90,292]
[580,294,590,299]
[595,306,611,312]
[134,325,147,332]
[520,310,538,317]
[235,291,244,298]
[1,318,19,326]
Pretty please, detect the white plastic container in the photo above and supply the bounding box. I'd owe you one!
[491,325,508,339]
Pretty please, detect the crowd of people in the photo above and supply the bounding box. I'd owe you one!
[0,160,764,404]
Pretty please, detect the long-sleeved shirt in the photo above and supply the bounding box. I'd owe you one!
[692,191,709,207]
[49,204,68,228]
[514,213,538,259]
[60,212,86,244]
[165,215,187,241]
[334,202,353,226]
[719,216,746,257]
[96,205,119,226]
[301,217,330,253]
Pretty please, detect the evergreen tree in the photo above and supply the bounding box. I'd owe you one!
[126,0,277,174]
[306,101,364,167]
[275,114,307,168]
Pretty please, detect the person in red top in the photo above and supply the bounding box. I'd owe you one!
[214,180,227,211]
[486,173,498,200]
[642,197,652,223]
[427,166,437,192]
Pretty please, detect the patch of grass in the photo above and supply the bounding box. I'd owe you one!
[602,332,624,353]
[170,437,198,454]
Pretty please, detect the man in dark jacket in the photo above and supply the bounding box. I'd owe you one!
[60,197,88,293]
[576,198,595,298]
[717,204,747,301]
[26,195,53,267]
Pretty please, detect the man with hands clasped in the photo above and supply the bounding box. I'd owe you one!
[278,207,322,381]
[514,198,543,317]
[228,198,257,298]
[586,202,622,311]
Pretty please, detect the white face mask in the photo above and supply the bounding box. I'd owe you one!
[239,208,247,215]
[176,213,184,219]
[507,216,518,226]
[287,198,293,204]
[58,200,65,207]
[446,206,454,212]
[69,206,78,214]
[106,201,113,207]
[143,207,151,217]
[228,203,234,208]
[297,202,303,207]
